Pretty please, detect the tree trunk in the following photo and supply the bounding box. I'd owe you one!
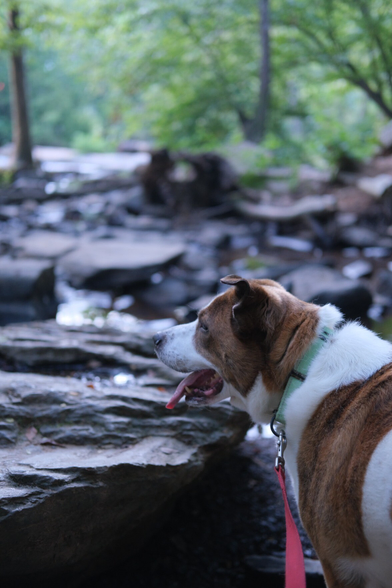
[241,0,270,143]
[8,8,33,169]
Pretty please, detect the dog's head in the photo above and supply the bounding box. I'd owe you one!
[154,275,321,420]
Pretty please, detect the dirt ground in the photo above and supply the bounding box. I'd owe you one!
[84,435,315,588]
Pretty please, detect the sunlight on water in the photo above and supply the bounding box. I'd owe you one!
[113,373,137,386]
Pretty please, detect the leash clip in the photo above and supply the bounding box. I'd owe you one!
[275,430,287,470]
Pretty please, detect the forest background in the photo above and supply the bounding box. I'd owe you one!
[1,0,392,171]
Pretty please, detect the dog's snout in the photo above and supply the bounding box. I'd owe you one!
[153,332,166,347]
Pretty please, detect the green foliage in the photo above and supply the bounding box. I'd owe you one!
[0,47,114,148]
[0,59,11,144]
[0,0,391,166]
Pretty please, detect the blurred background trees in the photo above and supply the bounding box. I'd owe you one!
[0,0,391,168]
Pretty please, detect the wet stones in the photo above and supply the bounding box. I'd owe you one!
[0,257,57,325]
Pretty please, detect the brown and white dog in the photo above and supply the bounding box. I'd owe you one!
[153,275,392,588]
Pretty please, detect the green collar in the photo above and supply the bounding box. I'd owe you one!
[272,326,333,431]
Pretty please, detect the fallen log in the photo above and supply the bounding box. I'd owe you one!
[234,194,336,221]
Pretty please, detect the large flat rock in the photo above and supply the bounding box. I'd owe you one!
[13,231,79,259]
[58,238,186,289]
[0,320,181,384]
[0,321,250,584]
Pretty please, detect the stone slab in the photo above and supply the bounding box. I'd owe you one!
[59,238,186,289]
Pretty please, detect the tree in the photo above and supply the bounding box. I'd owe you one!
[240,0,270,143]
[274,0,392,119]
[7,6,33,168]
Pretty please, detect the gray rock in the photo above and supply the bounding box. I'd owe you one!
[0,321,182,383]
[13,230,78,259]
[58,238,186,290]
[376,269,392,303]
[357,174,392,198]
[279,265,372,320]
[245,554,324,587]
[342,259,373,280]
[338,226,379,248]
[0,369,249,582]
[136,276,214,310]
[0,257,57,324]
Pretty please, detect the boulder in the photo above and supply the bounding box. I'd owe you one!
[279,265,372,320]
[0,322,250,584]
[0,257,57,325]
[357,174,392,198]
[58,238,186,290]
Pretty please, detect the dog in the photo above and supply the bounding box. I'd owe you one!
[153,274,392,588]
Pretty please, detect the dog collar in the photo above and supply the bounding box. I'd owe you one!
[272,326,333,432]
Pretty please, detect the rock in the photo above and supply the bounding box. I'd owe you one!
[141,149,238,210]
[298,164,332,183]
[342,259,373,280]
[0,369,249,584]
[268,235,313,252]
[235,194,336,222]
[135,274,216,311]
[338,226,379,248]
[357,174,392,197]
[376,269,392,304]
[0,257,57,325]
[13,230,78,259]
[245,554,324,587]
[0,321,184,384]
[58,237,186,290]
[279,265,372,320]
[379,121,392,150]
[363,246,392,258]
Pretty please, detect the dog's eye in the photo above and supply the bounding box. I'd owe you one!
[199,322,209,333]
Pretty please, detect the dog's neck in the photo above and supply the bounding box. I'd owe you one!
[241,304,343,425]
[262,303,321,395]
[275,325,334,428]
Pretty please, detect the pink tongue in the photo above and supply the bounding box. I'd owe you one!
[166,369,216,409]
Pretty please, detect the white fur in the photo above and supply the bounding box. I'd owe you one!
[233,374,282,423]
[156,320,212,372]
[283,316,392,499]
[335,429,392,588]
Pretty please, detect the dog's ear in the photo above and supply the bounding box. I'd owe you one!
[221,274,255,319]
[220,275,253,316]
[221,274,270,337]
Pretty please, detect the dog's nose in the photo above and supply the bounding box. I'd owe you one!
[153,332,165,347]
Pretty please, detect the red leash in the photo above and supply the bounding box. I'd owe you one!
[275,464,306,588]
[273,428,306,588]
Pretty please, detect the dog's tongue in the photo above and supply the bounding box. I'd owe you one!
[166,369,216,409]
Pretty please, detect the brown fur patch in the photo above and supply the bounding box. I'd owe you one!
[194,278,320,396]
[298,363,392,567]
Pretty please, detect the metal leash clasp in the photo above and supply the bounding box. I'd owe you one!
[275,430,287,470]
[270,412,287,470]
